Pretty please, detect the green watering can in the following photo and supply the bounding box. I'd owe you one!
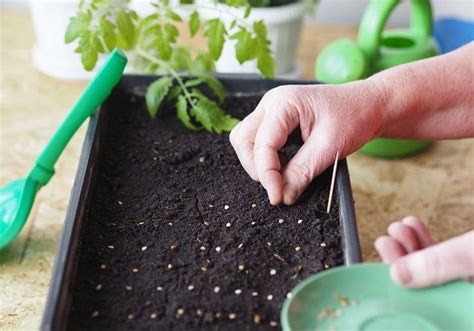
[0,49,127,249]
[316,0,438,158]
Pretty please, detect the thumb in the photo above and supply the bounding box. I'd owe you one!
[391,231,474,288]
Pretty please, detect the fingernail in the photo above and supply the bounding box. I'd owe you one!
[268,191,281,205]
[282,184,297,205]
[391,260,412,286]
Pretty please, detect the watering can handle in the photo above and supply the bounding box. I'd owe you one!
[357,0,433,62]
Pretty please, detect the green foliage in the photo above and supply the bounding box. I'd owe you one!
[66,0,280,133]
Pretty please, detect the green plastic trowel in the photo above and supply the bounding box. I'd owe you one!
[281,263,474,331]
[0,48,127,250]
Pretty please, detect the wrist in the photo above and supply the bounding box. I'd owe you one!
[360,76,392,139]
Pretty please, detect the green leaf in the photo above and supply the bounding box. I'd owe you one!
[184,78,203,88]
[116,9,136,49]
[65,12,91,43]
[205,19,226,60]
[100,18,117,51]
[170,47,191,71]
[167,85,182,101]
[191,53,215,72]
[190,93,238,133]
[163,23,179,43]
[165,9,182,22]
[231,29,258,64]
[253,20,268,40]
[146,77,174,118]
[189,11,200,37]
[244,4,251,18]
[176,95,199,130]
[79,30,98,71]
[201,75,225,102]
[257,52,275,79]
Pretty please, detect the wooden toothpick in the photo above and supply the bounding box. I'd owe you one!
[326,151,340,214]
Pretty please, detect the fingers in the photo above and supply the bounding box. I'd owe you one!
[229,106,265,181]
[280,131,334,204]
[391,231,474,288]
[401,216,437,247]
[387,221,422,253]
[374,236,408,263]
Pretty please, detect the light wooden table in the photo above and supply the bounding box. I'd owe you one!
[1,9,473,330]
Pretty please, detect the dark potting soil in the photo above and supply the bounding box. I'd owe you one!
[67,89,343,331]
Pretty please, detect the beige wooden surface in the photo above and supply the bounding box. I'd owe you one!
[1,9,473,330]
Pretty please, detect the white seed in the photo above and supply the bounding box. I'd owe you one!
[224,205,229,210]
[170,245,177,250]
[157,286,163,291]
[100,264,106,270]
[298,219,303,224]
[226,222,231,228]
[167,264,173,270]
[238,243,243,249]
[295,246,301,251]
[252,291,258,297]
[176,308,184,316]
[208,204,214,208]
[200,246,206,251]
[270,321,278,327]
[118,201,123,205]
[214,286,220,293]
[254,314,261,324]
[215,312,222,318]
[201,267,207,272]
[128,314,134,320]
[137,221,145,226]
[270,269,277,276]
[107,245,114,249]
[150,313,157,319]
[132,268,139,273]
[168,222,173,226]
[238,265,244,271]
[91,310,99,318]
[141,246,148,251]
[251,222,256,225]
[96,284,102,290]
[324,264,330,269]
[203,221,209,226]
[234,289,242,295]
[215,246,221,252]
[251,203,257,208]
[287,292,292,298]
[267,294,273,301]
[199,156,205,162]
[320,242,327,247]
[278,219,284,224]
[196,309,203,316]
[188,285,195,291]
[229,313,236,320]
[126,285,132,290]
[267,242,271,246]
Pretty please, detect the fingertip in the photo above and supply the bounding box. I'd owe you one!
[390,261,412,287]
[268,190,283,205]
[374,235,407,263]
[282,183,298,205]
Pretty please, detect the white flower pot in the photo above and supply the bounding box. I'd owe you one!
[200,1,308,77]
[29,0,99,80]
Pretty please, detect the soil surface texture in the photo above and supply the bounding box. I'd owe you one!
[67,89,343,331]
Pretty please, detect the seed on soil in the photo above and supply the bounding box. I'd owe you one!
[295,246,301,251]
[320,242,327,247]
[225,222,231,228]
[251,221,256,225]
[224,205,229,210]
[137,221,145,226]
[100,264,106,270]
[188,284,195,291]
[199,156,205,162]
[127,314,134,320]
[203,221,209,226]
[132,268,139,273]
[150,313,157,319]
[278,219,284,224]
[252,291,258,296]
[235,289,242,295]
[267,242,271,246]
[196,309,203,317]
[254,314,261,324]
[267,294,273,301]
[273,253,285,262]
[176,308,184,316]
[270,321,278,327]
[324,264,330,269]
[141,246,148,251]
[107,245,114,249]
[170,245,177,250]
[213,286,220,293]
[238,243,243,249]
[200,246,206,251]
[200,266,207,272]
[270,269,277,276]
[208,204,214,208]
[298,219,303,224]
[229,313,236,320]
[118,200,123,205]
[91,310,99,318]
[156,286,163,291]
[168,222,173,226]
[238,264,244,271]
[215,246,221,252]
[215,312,222,319]
[96,284,102,290]
[126,285,133,291]
[251,203,256,208]
[167,264,173,270]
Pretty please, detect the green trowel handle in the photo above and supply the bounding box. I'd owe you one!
[29,48,127,186]
[357,0,433,62]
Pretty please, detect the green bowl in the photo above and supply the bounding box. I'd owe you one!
[281,263,474,331]
[359,138,433,159]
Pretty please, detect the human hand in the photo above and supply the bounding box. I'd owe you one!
[375,216,474,288]
[229,81,386,205]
